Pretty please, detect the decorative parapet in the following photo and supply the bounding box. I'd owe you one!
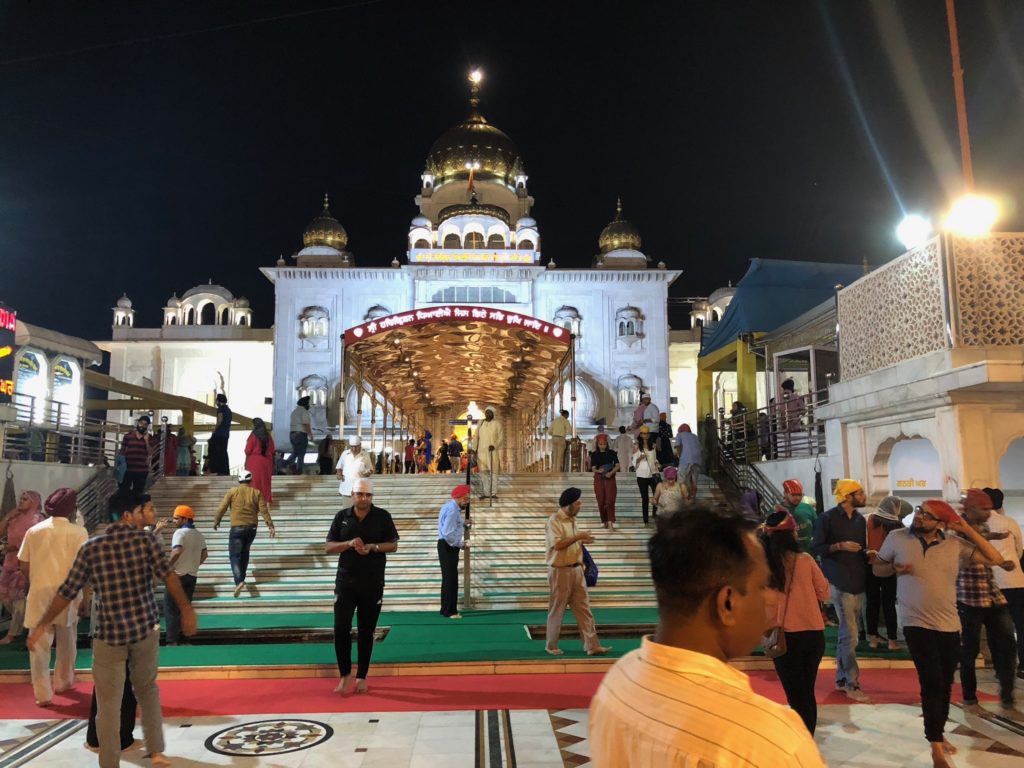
[837,233,1024,381]
[949,234,1024,346]
[838,238,948,380]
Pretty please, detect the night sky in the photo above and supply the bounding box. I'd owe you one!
[2,1,1023,340]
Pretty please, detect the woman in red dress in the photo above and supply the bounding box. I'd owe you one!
[244,418,275,505]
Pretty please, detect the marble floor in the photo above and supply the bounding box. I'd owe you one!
[5,700,1024,767]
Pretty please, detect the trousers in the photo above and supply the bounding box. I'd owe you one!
[92,631,162,768]
[830,585,864,687]
[165,573,196,643]
[957,602,1017,701]
[772,630,825,734]
[550,436,567,472]
[635,476,659,524]
[228,525,257,585]
[437,540,461,617]
[334,577,384,679]
[865,570,898,640]
[546,565,600,652]
[904,626,960,743]
[86,659,137,750]
[29,623,77,704]
[593,475,617,525]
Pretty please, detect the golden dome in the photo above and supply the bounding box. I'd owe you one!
[302,194,348,250]
[598,198,642,253]
[425,110,523,188]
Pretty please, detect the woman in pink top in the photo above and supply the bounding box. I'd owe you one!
[0,490,45,644]
[762,508,830,734]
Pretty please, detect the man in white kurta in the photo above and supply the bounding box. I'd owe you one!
[19,488,88,706]
[336,436,374,504]
[474,407,505,499]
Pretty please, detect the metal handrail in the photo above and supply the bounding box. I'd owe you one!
[716,389,829,464]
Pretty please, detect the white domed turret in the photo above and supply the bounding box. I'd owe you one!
[236,296,250,308]
[515,216,536,229]
[166,293,181,308]
[113,294,135,327]
[411,215,431,228]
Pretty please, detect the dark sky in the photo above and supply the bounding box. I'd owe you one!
[2,0,1023,339]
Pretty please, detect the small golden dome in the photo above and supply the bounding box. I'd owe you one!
[303,194,348,250]
[598,198,642,253]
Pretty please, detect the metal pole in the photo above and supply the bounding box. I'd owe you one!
[463,415,474,609]
[945,0,974,190]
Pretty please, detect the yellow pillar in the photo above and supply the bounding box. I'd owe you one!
[736,340,758,408]
[697,368,714,420]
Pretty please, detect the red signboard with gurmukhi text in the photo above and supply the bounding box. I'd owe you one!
[0,306,15,403]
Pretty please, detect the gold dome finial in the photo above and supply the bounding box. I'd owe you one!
[303,194,348,250]
[598,197,642,254]
[468,69,483,109]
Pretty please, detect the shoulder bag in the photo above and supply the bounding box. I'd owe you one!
[762,559,795,659]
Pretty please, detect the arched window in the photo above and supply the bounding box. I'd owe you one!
[299,306,330,348]
[299,375,329,407]
[519,239,535,250]
[615,306,644,345]
[617,374,643,408]
[220,307,231,325]
[200,303,216,326]
[712,309,721,322]
[486,233,505,248]
[168,316,177,326]
[16,349,49,424]
[553,306,581,342]
[414,238,430,249]
[239,316,248,327]
[443,233,461,248]
[51,358,81,427]
[465,231,485,248]
[184,307,195,325]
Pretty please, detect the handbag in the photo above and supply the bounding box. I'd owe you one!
[762,560,795,659]
[582,546,598,587]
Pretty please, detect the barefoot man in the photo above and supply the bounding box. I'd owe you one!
[874,499,1008,767]
[325,478,399,694]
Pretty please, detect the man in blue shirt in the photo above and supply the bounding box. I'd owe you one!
[438,484,471,618]
[811,478,869,702]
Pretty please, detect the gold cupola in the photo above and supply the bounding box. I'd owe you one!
[424,71,523,190]
[302,194,348,250]
[598,198,642,253]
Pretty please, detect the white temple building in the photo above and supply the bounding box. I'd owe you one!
[262,75,683,464]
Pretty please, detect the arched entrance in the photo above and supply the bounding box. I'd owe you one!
[999,436,1024,518]
[341,306,573,472]
[872,435,941,503]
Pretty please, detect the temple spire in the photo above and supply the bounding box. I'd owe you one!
[468,69,483,110]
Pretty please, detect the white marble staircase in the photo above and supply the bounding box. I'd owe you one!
[146,472,689,614]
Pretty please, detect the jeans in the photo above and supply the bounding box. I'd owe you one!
[86,659,136,750]
[772,629,825,734]
[635,476,659,524]
[288,431,309,472]
[865,569,898,640]
[92,631,163,768]
[957,602,1017,701]
[164,573,196,643]
[1002,587,1024,670]
[228,526,258,585]
[830,585,864,687]
[334,578,384,679]
[437,540,461,616]
[903,626,960,743]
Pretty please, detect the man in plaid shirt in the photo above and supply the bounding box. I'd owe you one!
[956,488,1018,707]
[28,492,197,768]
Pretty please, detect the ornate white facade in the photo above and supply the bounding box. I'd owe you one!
[263,80,682,447]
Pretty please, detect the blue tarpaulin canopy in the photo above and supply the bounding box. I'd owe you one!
[700,258,864,357]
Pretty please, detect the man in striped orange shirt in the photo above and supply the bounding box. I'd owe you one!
[589,507,824,767]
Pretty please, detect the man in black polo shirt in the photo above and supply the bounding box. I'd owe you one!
[325,477,399,694]
[811,478,869,702]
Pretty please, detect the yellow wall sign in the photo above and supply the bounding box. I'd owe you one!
[408,249,537,265]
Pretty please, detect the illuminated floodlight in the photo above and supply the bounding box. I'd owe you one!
[944,194,999,237]
[469,69,483,85]
[895,214,932,250]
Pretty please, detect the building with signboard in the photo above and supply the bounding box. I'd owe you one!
[262,75,682,465]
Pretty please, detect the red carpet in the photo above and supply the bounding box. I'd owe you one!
[1,668,991,720]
